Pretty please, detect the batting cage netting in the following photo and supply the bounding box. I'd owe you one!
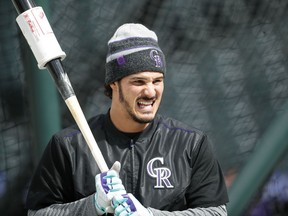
[1,0,288,215]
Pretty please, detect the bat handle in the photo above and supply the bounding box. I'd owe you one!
[65,96,109,172]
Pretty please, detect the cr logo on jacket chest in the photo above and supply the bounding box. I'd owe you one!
[147,157,174,189]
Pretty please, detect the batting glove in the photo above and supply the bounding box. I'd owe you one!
[95,161,126,215]
[112,193,153,216]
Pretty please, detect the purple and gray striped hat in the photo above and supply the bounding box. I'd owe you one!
[105,23,166,85]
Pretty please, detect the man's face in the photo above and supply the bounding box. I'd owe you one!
[112,71,164,124]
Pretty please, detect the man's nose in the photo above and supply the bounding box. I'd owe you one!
[143,83,156,97]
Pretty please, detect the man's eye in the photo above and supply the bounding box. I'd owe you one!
[132,80,145,85]
[153,79,163,84]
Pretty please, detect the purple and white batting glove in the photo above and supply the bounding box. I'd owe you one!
[112,193,153,216]
[95,161,126,215]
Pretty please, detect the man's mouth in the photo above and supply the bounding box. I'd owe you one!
[137,97,156,110]
[137,100,154,108]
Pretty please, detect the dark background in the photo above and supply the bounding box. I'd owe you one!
[1,0,288,215]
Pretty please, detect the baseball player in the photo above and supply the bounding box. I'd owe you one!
[26,23,229,216]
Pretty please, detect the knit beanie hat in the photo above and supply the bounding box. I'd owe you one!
[105,23,166,85]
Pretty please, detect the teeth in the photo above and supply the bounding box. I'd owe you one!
[138,101,153,105]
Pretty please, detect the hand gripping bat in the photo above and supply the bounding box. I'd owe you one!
[11,0,109,172]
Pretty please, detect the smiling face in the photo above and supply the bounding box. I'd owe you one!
[109,71,164,132]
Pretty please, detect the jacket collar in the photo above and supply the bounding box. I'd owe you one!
[104,109,159,144]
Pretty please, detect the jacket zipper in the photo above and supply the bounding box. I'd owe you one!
[130,139,135,194]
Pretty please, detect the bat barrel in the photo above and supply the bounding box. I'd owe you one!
[11,0,73,100]
[46,59,75,100]
[11,0,36,14]
[11,0,109,172]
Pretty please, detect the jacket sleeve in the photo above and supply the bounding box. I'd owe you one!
[26,133,103,215]
[27,203,227,216]
[149,205,227,216]
[185,134,229,208]
[27,194,99,216]
[26,135,75,210]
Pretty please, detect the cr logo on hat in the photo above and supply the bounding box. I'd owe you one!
[150,49,163,68]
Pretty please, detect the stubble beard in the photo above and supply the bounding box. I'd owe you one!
[118,83,156,124]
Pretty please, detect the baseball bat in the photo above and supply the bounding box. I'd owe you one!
[11,0,109,172]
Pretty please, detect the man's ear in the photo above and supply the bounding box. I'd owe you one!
[109,81,120,99]
[110,82,118,91]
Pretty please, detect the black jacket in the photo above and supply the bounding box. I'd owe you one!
[26,113,228,212]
